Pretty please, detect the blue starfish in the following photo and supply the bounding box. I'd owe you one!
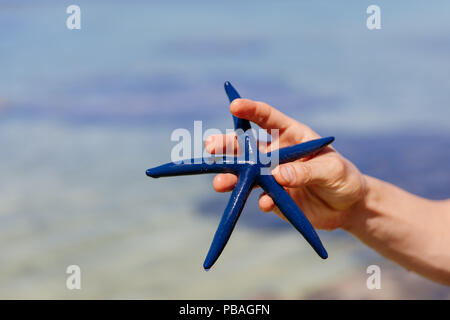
[146,81,335,270]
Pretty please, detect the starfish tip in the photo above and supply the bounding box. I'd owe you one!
[203,263,212,271]
[146,168,157,178]
[319,249,328,259]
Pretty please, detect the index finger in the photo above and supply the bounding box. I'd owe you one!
[230,98,296,133]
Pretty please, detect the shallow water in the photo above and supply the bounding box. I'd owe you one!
[0,0,449,298]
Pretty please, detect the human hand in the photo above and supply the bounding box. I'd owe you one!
[205,98,367,230]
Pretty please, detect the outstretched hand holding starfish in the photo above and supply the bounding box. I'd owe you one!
[206,91,450,285]
[147,82,450,284]
[148,82,336,269]
[206,98,366,232]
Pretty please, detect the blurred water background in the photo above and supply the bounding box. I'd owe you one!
[0,0,449,298]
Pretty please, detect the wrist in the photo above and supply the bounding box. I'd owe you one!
[340,174,380,234]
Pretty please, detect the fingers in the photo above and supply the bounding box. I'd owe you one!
[205,133,272,154]
[214,178,281,213]
[215,180,281,218]
[230,99,295,133]
[259,193,274,212]
[214,170,311,223]
[272,153,342,188]
[212,173,238,192]
[259,193,288,221]
[205,133,239,155]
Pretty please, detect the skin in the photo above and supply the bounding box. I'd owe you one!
[205,98,450,285]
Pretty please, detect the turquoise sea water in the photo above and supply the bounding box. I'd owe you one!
[0,0,449,298]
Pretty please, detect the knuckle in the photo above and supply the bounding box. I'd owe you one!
[285,125,305,144]
[330,156,346,177]
[298,163,312,185]
[256,101,272,123]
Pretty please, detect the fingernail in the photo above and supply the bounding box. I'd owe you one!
[230,100,240,112]
[206,135,215,145]
[280,165,295,184]
[205,136,215,152]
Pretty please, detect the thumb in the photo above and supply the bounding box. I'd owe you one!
[272,157,335,188]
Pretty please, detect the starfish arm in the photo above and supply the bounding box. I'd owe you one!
[224,81,251,132]
[269,136,335,165]
[146,157,241,178]
[203,167,256,270]
[257,174,328,259]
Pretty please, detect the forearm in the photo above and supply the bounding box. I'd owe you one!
[342,175,450,285]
